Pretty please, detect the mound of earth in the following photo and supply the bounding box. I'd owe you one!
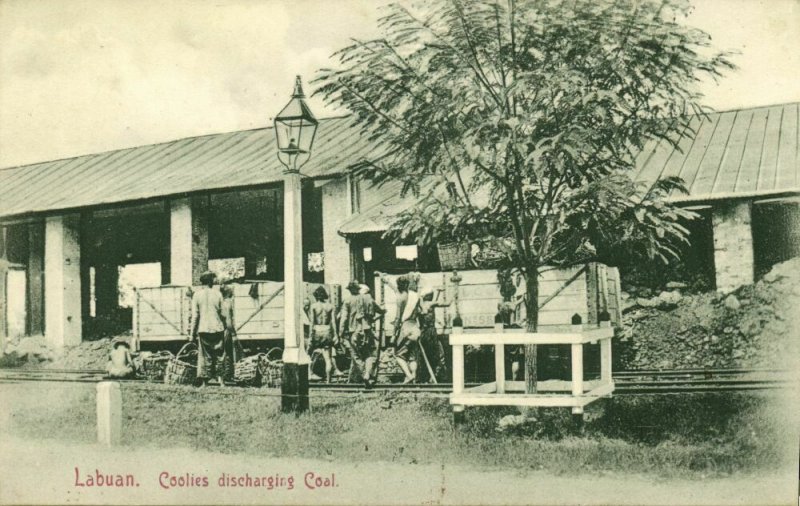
[617,257,800,370]
[1,335,115,370]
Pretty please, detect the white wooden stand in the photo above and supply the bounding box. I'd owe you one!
[449,325,614,418]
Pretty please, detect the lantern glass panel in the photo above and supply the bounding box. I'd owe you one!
[274,120,293,151]
[275,117,317,154]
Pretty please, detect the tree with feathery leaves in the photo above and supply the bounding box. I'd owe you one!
[315,0,734,392]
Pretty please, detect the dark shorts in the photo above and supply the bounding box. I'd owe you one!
[310,325,334,350]
[350,329,377,358]
[198,331,224,378]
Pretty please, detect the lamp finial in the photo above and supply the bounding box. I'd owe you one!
[292,75,305,98]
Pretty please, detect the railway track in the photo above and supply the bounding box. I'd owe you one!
[0,367,793,395]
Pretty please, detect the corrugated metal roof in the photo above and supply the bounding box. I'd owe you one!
[339,103,800,235]
[2,103,797,225]
[0,116,390,218]
[633,102,799,202]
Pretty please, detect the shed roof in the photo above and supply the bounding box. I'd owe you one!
[634,102,799,201]
[340,102,800,235]
[0,116,388,219]
[1,103,797,223]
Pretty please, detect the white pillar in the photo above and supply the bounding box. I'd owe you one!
[96,381,121,446]
[282,172,309,365]
[170,197,208,286]
[45,214,82,348]
[170,198,193,286]
[281,171,310,413]
[712,201,754,292]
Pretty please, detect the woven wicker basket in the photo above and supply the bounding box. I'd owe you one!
[234,353,265,386]
[140,350,174,381]
[437,242,471,270]
[260,347,283,388]
[164,342,198,385]
[260,359,283,388]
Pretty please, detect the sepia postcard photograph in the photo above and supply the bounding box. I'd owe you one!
[0,0,798,504]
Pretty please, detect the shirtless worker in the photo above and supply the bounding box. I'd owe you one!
[307,286,342,383]
[105,337,135,379]
[382,274,420,384]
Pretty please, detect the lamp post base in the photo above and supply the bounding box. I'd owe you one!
[281,362,309,413]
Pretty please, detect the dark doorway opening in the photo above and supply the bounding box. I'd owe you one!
[752,202,800,278]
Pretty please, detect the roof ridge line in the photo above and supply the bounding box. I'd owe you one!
[0,114,352,172]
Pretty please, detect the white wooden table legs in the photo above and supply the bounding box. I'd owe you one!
[570,343,584,416]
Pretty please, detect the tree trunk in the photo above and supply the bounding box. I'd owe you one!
[523,270,539,394]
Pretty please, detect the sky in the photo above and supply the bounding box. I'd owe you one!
[0,0,798,169]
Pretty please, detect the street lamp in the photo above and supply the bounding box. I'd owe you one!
[274,75,317,413]
[274,76,319,173]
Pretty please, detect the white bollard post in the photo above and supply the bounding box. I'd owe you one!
[96,381,122,446]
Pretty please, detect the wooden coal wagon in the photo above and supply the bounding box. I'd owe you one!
[132,281,340,349]
[373,262,621,334]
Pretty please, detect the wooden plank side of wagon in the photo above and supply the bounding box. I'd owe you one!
[229,281,336,341]
[135,286,190,341]
[376,265,593,333]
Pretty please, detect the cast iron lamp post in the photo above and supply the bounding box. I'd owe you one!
[274,75,318,412]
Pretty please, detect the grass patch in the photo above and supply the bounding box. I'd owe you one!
[3,383,794,479]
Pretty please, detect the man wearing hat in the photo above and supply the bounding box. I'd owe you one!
[191,270,226,386]
[339,280,385,387]
[106,337,135,379]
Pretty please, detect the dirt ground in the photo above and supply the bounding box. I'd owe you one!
[1,430,797,505]
[1,378,798,478]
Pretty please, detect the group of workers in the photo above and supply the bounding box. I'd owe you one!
[305,272,449,387]
[106,270,450,387]
[106,270,240,385]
